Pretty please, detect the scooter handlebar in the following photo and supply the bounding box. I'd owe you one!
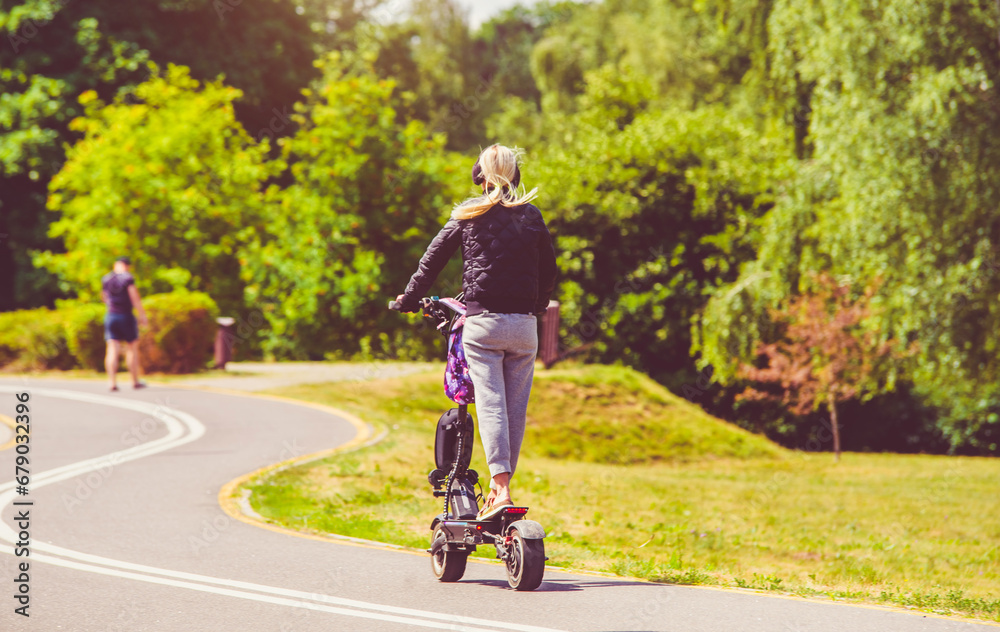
[389,298,424,313]
[389,296,447,317]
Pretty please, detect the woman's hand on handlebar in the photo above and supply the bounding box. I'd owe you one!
[389,294,417,313]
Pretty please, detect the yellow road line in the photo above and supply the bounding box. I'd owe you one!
[210,389,420,554]
[0,414,16,451]
[198,385,464,562]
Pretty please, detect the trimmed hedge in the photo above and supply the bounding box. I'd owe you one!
[0,291,220,374]
[139,291,219,373]
[0,308,75,371]
[65,303,106,370]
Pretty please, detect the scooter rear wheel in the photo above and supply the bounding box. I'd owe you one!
[505,530,544,591]
[431,529,468,582]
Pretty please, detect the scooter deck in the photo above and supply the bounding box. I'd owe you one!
[433,507,531,548]
[453,506,528,524]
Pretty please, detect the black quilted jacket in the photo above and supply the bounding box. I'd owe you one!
[400,203,557,315]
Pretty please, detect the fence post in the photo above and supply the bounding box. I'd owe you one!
[540,300,560,369]
[213,317,236,369]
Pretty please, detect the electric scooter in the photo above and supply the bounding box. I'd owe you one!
[389,295,546,590]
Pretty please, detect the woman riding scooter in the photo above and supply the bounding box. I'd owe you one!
[396,144,557,520]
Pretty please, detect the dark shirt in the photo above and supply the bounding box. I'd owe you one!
[401,203,557,316]
[102,272,134,315]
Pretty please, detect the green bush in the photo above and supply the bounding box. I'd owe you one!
[0,308,75,371]
[63,302,106,370]
[139,291,219,373]
[0,291,219,374]
[0,312,28,367]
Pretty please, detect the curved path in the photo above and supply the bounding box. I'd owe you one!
[0,378,994,632]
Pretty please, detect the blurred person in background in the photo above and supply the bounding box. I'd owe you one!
[102,256,149,391]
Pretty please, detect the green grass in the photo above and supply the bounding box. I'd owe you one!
[523,365,783,463]
[243,364,1000,622]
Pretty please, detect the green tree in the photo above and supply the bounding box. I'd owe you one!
[0,0,320,311]
[242,54,465,359]
[697,0,1000,452]
[478,0,796,390]
[525,70,794,387]
[527,0,767,114]
[1,6,151,310]
[450,3,576,147]
[36,64,280,315]
[347,0,575,151]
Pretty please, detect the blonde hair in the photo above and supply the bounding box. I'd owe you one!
[451,145,539,220]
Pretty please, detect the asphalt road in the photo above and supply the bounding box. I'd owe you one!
[0,378,995,632]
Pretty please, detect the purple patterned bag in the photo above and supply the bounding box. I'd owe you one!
[440,299,475,405]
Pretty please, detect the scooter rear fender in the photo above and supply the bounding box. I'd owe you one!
[508,519,546,540]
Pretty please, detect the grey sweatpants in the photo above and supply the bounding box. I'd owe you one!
[462,312,538,485]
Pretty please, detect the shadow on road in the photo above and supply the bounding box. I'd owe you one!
[459,577,663,592]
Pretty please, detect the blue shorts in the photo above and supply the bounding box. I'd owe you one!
[105,313,138,343]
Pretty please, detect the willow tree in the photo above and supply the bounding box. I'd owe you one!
[697,0,1000,452]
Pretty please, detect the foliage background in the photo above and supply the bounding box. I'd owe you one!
[2,0,998,455]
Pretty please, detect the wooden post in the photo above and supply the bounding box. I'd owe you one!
[540,300,560,369]
[213,317,236,369]
[829,394,841,463]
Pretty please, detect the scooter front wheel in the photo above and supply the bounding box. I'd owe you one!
[505,530,544,590]
[431,528,468,582]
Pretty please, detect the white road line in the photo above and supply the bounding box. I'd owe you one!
[3,388,199,487]
[29,553,519,632]
[0,387,567,632]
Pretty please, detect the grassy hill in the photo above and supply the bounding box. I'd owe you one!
[525,365,783,463]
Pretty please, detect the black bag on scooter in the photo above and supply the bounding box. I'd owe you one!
[435,408,474,471]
